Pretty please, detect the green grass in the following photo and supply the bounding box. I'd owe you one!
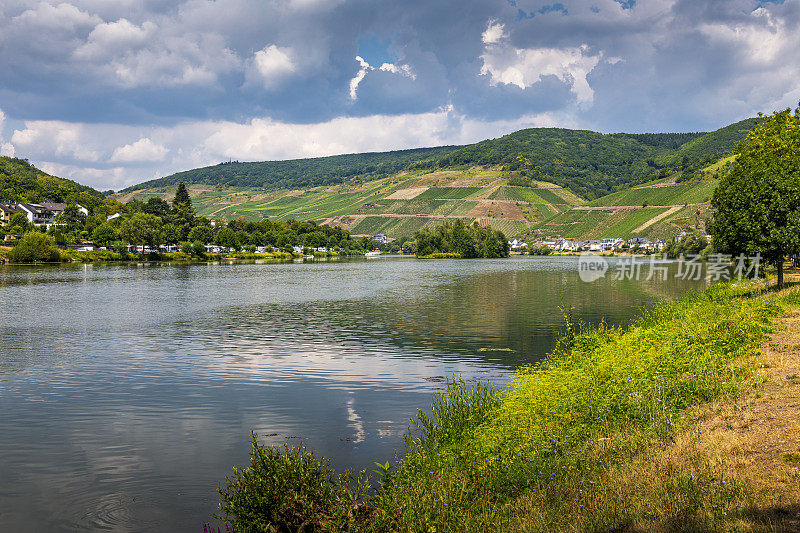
[597,207,669,238]
[214,282,788,532]
[537,210,609,238]
[349,216,437,237]
[489,187,547,203]
[415,187,484,200]
[588,181,717,207]
[367,282,782,532]
[478,219,530,237]
[531,188,570,205]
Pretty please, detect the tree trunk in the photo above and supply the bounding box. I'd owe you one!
[777,258,784,289]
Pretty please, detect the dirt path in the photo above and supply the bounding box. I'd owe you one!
[631,206,682,233]
[677,282,800,529]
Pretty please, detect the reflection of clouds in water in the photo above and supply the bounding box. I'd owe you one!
[345,393,365,444]
[0,257,708,531]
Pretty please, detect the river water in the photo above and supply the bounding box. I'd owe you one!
[0,256,705,532]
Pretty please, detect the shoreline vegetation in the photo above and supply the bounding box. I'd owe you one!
[211,278,800,532]
[0,245,347,265]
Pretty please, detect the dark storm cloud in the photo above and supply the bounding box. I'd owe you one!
[1,0,798,188]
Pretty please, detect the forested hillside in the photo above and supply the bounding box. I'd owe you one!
[654,118,762,167]
[414,128,672,199]
[0,157,103,206]
[124,118,758,201]
[123,146,461,193]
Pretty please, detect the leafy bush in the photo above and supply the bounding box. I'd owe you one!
[7,233,61,263]
[216,433,371,532]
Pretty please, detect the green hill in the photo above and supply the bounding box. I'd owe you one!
[410,128,707,200]
[123,118,758,202]
[531,173,718,241]
[117,117,760,240]
[122,147,462,193]
[1,157,103,205]
[117,168,580,239]
[654,118,762,167]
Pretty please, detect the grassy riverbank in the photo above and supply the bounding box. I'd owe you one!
[215,280,800,532]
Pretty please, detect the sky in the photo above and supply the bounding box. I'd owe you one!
[0,0,798,191]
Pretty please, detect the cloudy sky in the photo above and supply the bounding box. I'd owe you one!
[0,0,798,190]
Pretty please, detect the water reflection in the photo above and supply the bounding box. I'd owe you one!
[0,257,705,532]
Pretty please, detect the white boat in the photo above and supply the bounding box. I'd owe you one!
[364,250,382,257]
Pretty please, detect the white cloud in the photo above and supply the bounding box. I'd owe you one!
[110,137,169,163]
[74,18,156,60]
[0,108,14,157]
[481,20,505,44]
[11,120,101,162]
[379,62,416,79]
[349,56,373,100]
[252,45,296,87]
[349,56,416,101]
[8,108,574,190]
[12,2,100,31]
[479,20,607,106]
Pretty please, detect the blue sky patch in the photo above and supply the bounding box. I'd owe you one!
[356,36,396,66]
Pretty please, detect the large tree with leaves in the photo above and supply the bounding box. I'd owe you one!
[711,106,800,288]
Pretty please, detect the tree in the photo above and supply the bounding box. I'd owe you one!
[188,225,214,244]
[173,181,192,208]
[160,223,180,245]
[7,233,61,263]
[143,197,171,218]
[56,204,87,234]
[170,181,195,235]
[8,212,29,232]
[711,106,800,288]
[120,213,162,249]
[91,223,118,247]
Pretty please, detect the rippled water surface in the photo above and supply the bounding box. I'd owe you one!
[0,256,705,532]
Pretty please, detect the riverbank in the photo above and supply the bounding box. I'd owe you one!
[0,247,347,264]
[214,278,800,532]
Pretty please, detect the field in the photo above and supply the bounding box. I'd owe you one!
[116,161,723,240]
[588,181,717,207]
[119,171,582,239]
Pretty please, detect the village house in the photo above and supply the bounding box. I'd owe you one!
[587,240,603,252]
[508,238,526,249]
[0,202,24,226]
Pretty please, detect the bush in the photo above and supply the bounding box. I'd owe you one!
[216,432,371,532]
[7,233,61,263]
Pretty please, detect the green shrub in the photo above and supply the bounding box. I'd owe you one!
[7,233,61,263]
[216,432,371,532]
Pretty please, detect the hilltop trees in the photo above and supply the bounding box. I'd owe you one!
[711,106,800,288]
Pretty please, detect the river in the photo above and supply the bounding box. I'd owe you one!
[0,256,706,532]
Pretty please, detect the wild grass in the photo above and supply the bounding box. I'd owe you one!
[214,281,791,532]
